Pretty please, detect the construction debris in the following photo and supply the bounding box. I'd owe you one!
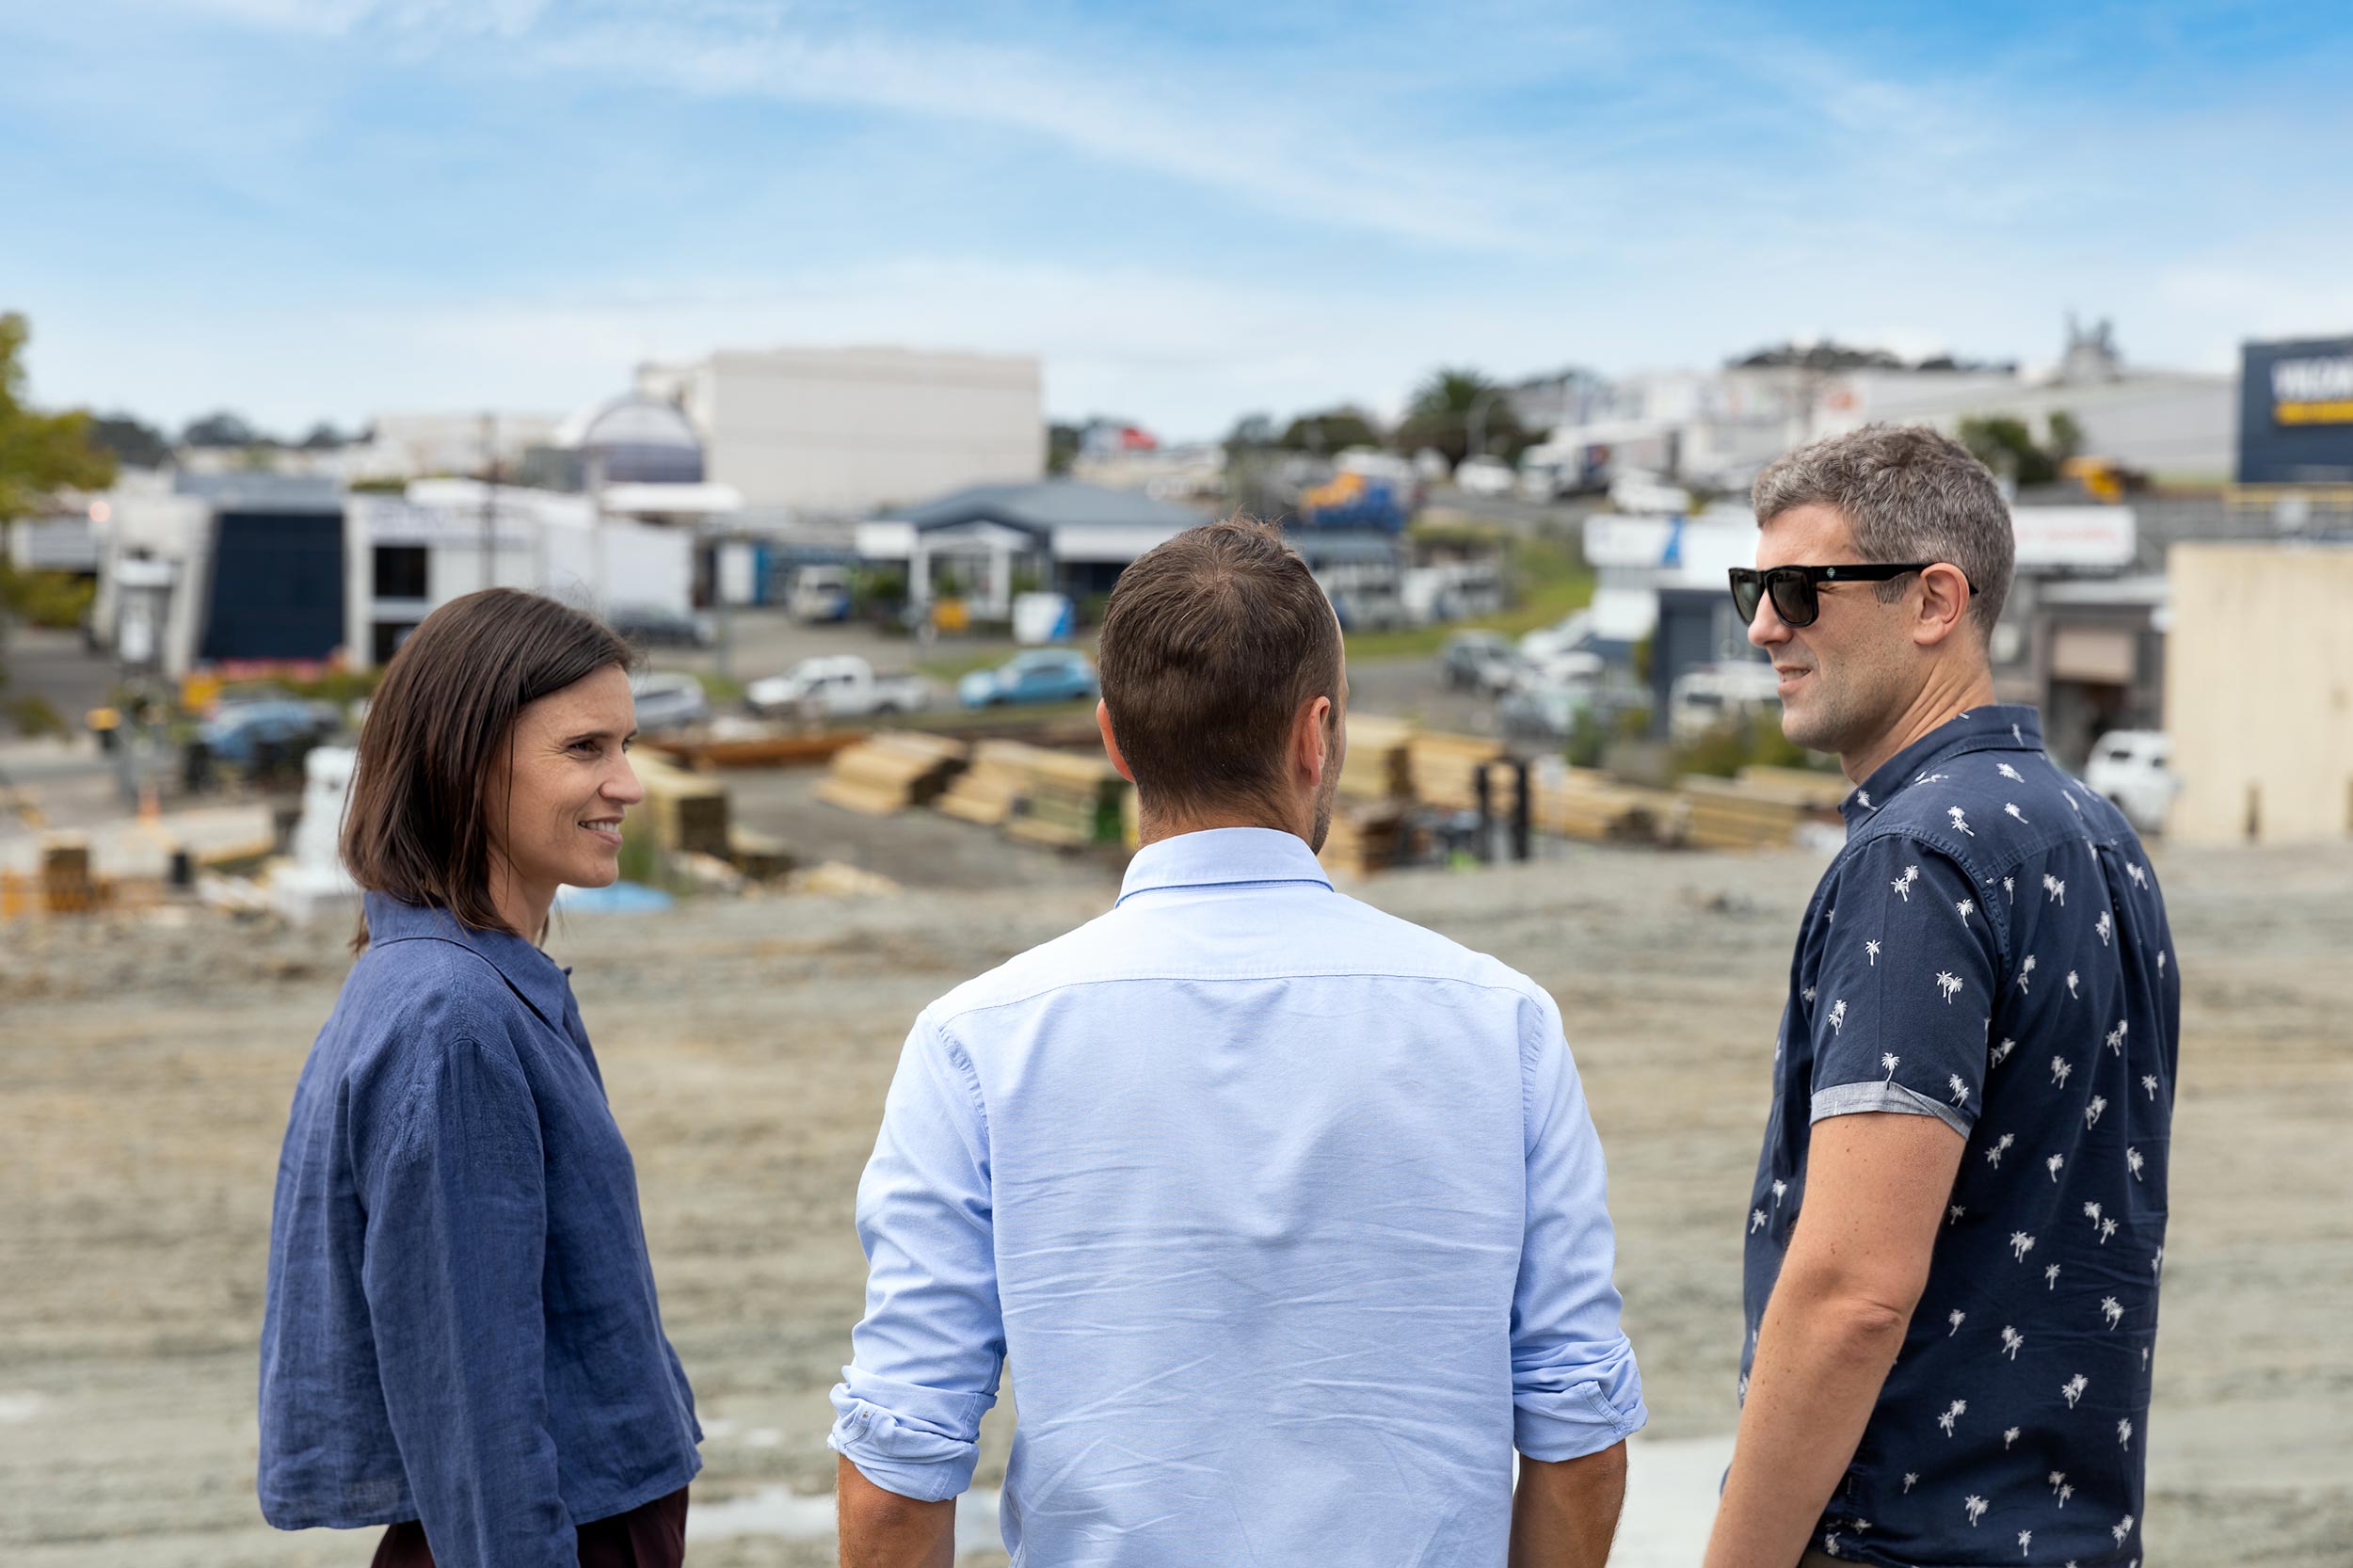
[815,732,969,816]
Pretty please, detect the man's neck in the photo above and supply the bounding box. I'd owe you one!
[1840,663,2000,785]
[1136,806,1305,851]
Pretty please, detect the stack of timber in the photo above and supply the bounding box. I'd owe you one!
[936,740,1041,827]
[1338,716,1416,803]
[815,732,969,816]
[1406,730,1507,811]
[1735,764,1852,811]
[1529,767,1673,844]
[1318,800,1408,878]
[1676,776,1816,850]
[648,728,867,770]
[1006,749,1127,849]
[632,752,730,856]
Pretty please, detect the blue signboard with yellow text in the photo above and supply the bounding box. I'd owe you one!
[2238,336,2353,484]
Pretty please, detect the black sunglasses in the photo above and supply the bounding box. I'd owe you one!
[1728,562,1977,629]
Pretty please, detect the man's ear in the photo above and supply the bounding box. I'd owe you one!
[1294,694,1334,786]
[1914,564,1973,648]
[1096,698,1136,783]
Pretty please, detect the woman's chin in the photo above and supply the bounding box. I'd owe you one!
[567,861,623,889]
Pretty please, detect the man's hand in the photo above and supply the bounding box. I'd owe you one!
[1511,1440,1626,1568]
[838,1455,955,1568]
[1703,1111,1964,1568]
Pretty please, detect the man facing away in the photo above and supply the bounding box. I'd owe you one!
[1704,426,2180,1568]
[831,518,1646,1567]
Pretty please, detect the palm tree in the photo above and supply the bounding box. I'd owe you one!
[2009,1230,2035,1262]
[2045,1263,2060,1290]
[2086,1095,2107,1128]
[1948,1308,1966,1336]
[1771,1178,1787,1208]
[1881,1051,1900,1081]
[1865,938,1881,966]
[2141,1073,2159,1100]
[1963,1493,1988,1525]
[1936,970,1963,1004]
[2000,1328,2024,1361]
[1948,1074,1969,1106]
[2101,1296,2123,1329]
[2005,802,2029,825]
[2126,1146,2145,1181]
[2062,1372,2088,1408]
[1395,367,1526,467]
[2016,955,2037,992]
[2046,1153,2065,1182]
[2018,1528,2033,1557]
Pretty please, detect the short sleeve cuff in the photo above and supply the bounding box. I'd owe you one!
[827,1375,991,1503]
[1811,1079,1973,1137]
[1513,1338,1648,1462]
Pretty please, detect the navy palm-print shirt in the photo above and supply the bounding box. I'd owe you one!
[1742,707,2180,1568]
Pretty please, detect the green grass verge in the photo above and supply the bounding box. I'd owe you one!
[1342,535,1595,663]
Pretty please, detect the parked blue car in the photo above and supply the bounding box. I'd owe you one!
[956,649,1099,709]
[198,697,341,768]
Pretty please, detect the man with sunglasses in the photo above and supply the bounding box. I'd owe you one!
[1703,424,2180,1568]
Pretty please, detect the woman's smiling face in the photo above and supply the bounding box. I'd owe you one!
[489,664,645,909]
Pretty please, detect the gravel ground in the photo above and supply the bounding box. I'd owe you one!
[2,836,2348,1565]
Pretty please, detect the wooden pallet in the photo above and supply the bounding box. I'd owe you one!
[1735,764,1851,809]
[1676,776,1815,850]
[815,732,969,816]
[1338,715,1416,803]
[632,753,730,856]
[1406,730,1508,811]
[1318,799,1408,877]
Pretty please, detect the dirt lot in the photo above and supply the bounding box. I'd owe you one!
[2,834,2348,1565]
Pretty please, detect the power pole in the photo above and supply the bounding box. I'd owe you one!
[479,410,497,590]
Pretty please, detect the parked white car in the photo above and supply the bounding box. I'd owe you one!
[2083,729,2178,833]
[1668,661,1782,742]
[745,655,934,719]
[629,671,711,733]
[1454,456,1518,497]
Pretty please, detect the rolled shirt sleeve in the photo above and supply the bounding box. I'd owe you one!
[1511,989,1648,1461]
[355,1032,574,1568]
[1807,839,2001,1135]
[829,1016,1005,1502]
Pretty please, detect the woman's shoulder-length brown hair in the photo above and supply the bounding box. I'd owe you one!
[342,587,636,952]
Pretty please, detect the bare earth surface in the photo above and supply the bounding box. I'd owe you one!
[2,838,2349,1566]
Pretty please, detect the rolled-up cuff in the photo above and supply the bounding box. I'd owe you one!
[1810,1079,1973,1137]
[827,1374,991,1503]
[1513,1337,1648,1462]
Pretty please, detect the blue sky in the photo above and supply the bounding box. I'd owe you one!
[6,0,2351,440]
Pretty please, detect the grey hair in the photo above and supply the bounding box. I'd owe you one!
[1751,423,2014,635]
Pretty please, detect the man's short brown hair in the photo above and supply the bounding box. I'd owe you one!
[1097,516,1340,820]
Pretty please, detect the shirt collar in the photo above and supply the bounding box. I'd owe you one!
[1841,704,2045,830]
[1116,825,1335,905]
[362,889,571,1027]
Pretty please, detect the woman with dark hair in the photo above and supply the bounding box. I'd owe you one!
[258,588,701,1567]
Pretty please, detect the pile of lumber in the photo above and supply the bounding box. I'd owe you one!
[1319,800,1408,878]
[1006,749,1127,849]
[1676,776,1815,850]
[1406,730,1507,812]
[648,728,867,770]
[815,732,969,816]
[631,753,730,856]
[1735,764,1851,810]
[1338,715,1416,803]
[1529,767,1675,844]
[936,740,1044,827]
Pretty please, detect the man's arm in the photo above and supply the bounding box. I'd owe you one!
[839,1454,954,1568]
[1703,1110,1964,1568]
[1512,1441,1627,1568]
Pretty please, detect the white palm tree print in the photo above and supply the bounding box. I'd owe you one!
[2152,1246,2164,1276]
[2157,949,2167,975]
[2012,722,2024,744]
[1828,999,1848,1033]
[2044,873,2067,905]
[2066,969,2080,999]
[2046,1153,2065,1182]
[1993,1037,2017,1066]
[1772,1178,1787,1208]
[1752,1208,1768,1234]
[1998,761,2025,782]
[2062,1373,2089,1408]
[1856,789,1873,809]
[1941,1398,1968,1435]
[1956,897,1977,921]
[1920,771,1951,785]
[2084,1200,2103,1228]
[2105,1020,2127,1055]
[2045,1262,2060,1290]
[2127,861,2148,889]
[2009,1231,2036,1262]
[2101,1296,2123,1329]
[2019,1528,2033,1556]
[2005,802,2029,824]
[2117,1417,2133,1450]
[1949,805,1975,836]
[2004,874,2017,903]
[2057,1482,2073,1508]
[1949,1203,1966,1224]
[2016,955,2037,992]
[2113,1513,2135,1545]
[2086,1095,2107,1128]
[2063,789,2081,814]
[2100,1217,2118,1244]
[1903,1473,1919,1493]
[1936,970,1963,1004]
[2141,1073,2159,1099]
[2050,1056,2073,1088]
[1893,865,1921,901]
[1949,1074,1969,1106]
[2048,1470,2065,1495]
[2094,910,2112,946]
[1948,1308,1966,1336]
[1823,1531,1841,1558]
[1865,938,1881,966]
[2000,1327,2025,1360]
[2127,1146,2146,1181]
[1963,1493,1988,1525]
[1987,1132,2015,1167]
[2004,1425,2022,1448]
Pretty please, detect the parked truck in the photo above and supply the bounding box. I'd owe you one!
[744,655,935,720]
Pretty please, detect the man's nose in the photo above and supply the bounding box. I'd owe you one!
[1746,595,1788,649]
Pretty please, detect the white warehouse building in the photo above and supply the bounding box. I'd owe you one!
[635,345,1044,516]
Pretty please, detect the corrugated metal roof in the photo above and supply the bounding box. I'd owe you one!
[895,480,1207,536]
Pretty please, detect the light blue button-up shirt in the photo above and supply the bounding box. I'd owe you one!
[830,827,1645,1565]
